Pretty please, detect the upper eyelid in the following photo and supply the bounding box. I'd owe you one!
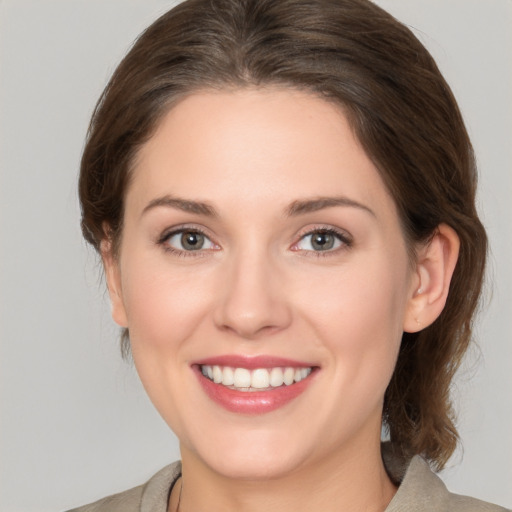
[158,224,213,242]
[295,225,353,243]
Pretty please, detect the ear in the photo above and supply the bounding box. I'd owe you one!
[100,238,128,328]
[403,224,460,333]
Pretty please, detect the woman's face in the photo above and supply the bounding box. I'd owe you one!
[106,88,419,479]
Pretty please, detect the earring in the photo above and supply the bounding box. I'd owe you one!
[417,287,423,295]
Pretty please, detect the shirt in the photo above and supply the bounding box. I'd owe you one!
[66,455,510,512]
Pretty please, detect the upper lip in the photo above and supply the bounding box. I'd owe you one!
[193,355,316,369]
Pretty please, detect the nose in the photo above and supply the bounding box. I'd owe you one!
[213,250,292,339]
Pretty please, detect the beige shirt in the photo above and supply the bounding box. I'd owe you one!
[66,456,510,512]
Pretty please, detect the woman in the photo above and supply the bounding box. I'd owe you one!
[70,0,508,510]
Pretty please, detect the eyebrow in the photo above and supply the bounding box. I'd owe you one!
[285,196,375,217]
[141,194,374,219]
[141,195,218,217]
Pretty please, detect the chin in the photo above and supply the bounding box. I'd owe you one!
[205,449,302,481]
[182,424,311,481]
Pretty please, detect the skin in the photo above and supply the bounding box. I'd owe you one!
[103,88,459,512]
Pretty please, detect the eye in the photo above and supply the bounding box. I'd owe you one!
[163,229,216,252]
[294,229,350,252]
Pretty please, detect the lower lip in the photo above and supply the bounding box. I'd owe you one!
[193,366,316,414]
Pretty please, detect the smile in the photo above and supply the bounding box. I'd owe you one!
[194,357,317,414]
[200,365,313,391]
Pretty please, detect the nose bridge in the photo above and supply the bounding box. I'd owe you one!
[214,241,291,338]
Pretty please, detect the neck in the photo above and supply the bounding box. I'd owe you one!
[175,438,397,512]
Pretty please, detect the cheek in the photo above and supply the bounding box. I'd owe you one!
[119,258,219,436]
[296,254,409,391]
[120,257,215,353]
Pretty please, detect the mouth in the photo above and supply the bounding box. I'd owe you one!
[199,364,313,391]
[193,356,317,414]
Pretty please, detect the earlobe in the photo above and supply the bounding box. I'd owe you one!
[100,239,129,328]
[403,224,460,333]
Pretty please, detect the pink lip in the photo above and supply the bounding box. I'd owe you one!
[192,355,318,415]
[194,355,313,369]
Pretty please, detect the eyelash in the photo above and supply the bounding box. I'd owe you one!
[157,226,216,258]
[157,225,353,258]
[292,226,353,257]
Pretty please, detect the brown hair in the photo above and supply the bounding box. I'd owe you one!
[79,0,487,470]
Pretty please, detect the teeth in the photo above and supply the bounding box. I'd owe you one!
[200,365,312,390]
[283,367,295,385]
[212,365,222,384]
[233,368,251,388]
[222,366,234,386]
[251,369,270,389]
[269,367,284,387]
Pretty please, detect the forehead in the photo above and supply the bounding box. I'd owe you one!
[128,87,395,218]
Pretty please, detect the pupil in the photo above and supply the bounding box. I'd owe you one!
[181,232,204,250]
[312,232,334,251]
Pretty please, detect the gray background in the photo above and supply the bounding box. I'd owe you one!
[0,1,511,511]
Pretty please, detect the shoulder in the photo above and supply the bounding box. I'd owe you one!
[65,461,181,512]
[65,484,144,512]
[386,455,510,512]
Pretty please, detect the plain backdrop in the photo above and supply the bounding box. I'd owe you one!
[0,1,511,511]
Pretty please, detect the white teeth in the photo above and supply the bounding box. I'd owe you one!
[222,366,234,386]
[200,365,313,391]
[269,367,284,387]
[293,368,312,382]
[251,369,270,389]
[212,365,222,384]
[233,368,252,388]
[283,367,295,385]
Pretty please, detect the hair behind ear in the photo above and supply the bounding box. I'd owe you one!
[385,218,486,470]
